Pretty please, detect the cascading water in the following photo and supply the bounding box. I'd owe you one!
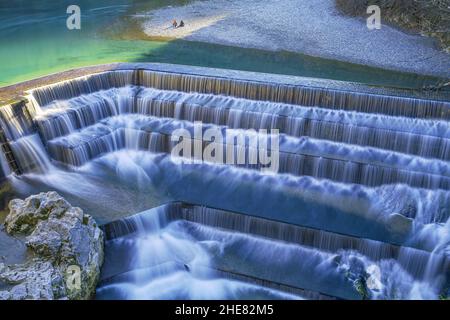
[0,68,449,300]
[97,205,307,300]
[35,86,450,160]
[9,134,53,174]
[0,148,10,178]
[98,204,448,300]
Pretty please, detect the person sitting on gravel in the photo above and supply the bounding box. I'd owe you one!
[179,20,185,28]
[172,19,178,28]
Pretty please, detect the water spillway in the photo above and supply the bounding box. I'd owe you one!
[29,70,450,120]
[42,114,450,189]
[0,66,449,300]
[98,203,449,300]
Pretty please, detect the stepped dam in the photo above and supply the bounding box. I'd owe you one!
[0,64,449,299]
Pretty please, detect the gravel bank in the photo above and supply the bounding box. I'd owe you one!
[140,0,450,78]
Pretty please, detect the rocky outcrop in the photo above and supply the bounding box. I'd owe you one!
[0,192,104,300]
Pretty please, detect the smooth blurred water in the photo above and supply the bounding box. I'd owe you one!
[96,210,305,300]
[96,205,448,300]
[0,0,167,85]
[0,66,448,299]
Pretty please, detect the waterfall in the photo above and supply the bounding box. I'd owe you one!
[0,67,448,300]
[103,203,448,279]
[0,102,35,141]
[0,147,11,177]
[60,149,444,251]
[99,203,448,300]
[139,71,450,120]
[28,70,450,120]
[9,134,53,173]
[33,86,450,162]
[98,204,307,300]
[29,71,135,107]
[41,113,450,190]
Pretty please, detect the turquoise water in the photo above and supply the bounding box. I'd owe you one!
[0,0,445,89]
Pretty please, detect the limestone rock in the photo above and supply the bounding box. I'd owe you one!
[0,260,60,300]
[5,191,70,234]
[0,192,104,300]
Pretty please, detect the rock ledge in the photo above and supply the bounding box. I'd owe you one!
[0,192,104,300]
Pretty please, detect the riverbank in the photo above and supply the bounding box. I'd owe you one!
[140,0,450,78]
[335,0,449,52]
[1,1,448,91]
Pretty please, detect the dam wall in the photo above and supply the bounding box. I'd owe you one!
[29,69,450,119]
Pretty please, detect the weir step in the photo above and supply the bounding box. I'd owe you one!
[44,115,450,191]
[100,202,449,300]
[29,70,450,120]
[0,127,21,174]
[34,87,450,161]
